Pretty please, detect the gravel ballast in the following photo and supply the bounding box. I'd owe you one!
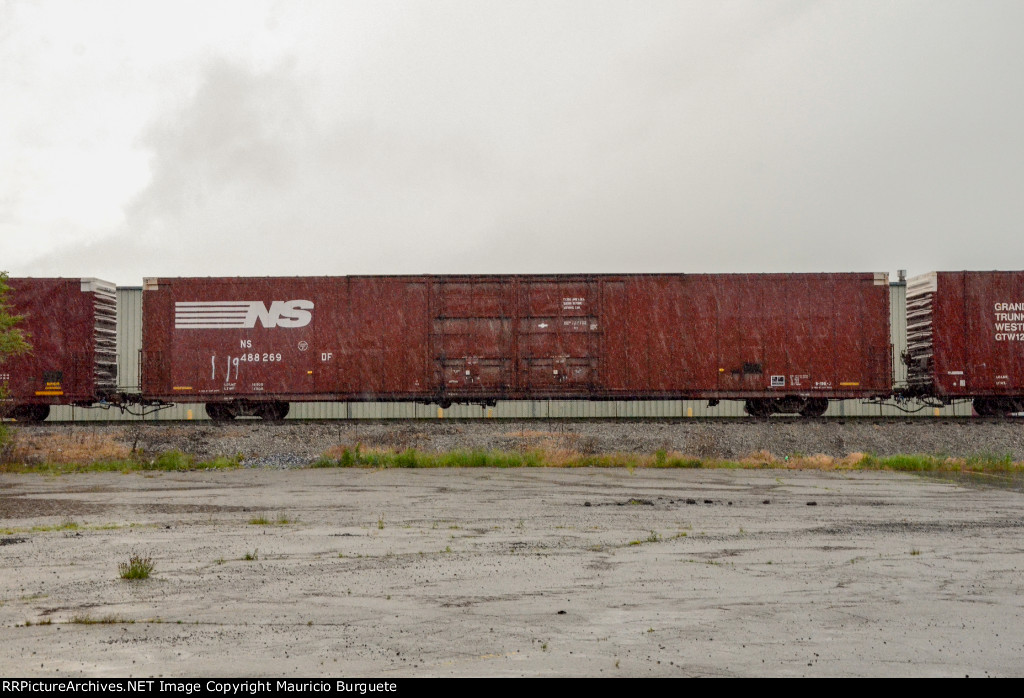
[9,418,1024,467]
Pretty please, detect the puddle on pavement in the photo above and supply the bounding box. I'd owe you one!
[916,470,1024,494]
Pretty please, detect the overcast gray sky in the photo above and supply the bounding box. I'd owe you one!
[2,0,1022,285]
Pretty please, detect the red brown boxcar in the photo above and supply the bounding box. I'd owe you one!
[1,278,118,422]
[141,273,891,419]
[907,271,1024,415]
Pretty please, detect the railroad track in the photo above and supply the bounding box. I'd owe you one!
[10,415,1021,426]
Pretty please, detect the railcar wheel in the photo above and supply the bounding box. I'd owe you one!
[744,400,773,418]
[9,405,50,422]
[973,398,1015,417]
[799,399,829,418]
[205,403,236,421]
[257,402,290,421]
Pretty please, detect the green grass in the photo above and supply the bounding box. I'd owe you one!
[248,513,293,526]
[628,531,662,546]
[71,614,135,624]
[312,446,717,470]
[964,453,1016,470]
[118,554,154,580]
[309,446,1024,472]
[653,448,702,468]
[855,453,1024,472]
[0,522,138,535]
[857,454,943,471]
[6,440,1021,474]
[0,450,242,474]
[22,618,53,627]
[26,520,79,533]
[314,446,546,469]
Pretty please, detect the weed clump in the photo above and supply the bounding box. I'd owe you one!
[964,452,1015,471]
[0,423,12,462]
[628,531,661,546]
[118,554,154,580]
[71,614,135,624]
[248,513,293,526]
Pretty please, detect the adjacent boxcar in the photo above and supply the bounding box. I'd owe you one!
[906,271,1024,415]
[1,278,118,422]
[141,273,891,419]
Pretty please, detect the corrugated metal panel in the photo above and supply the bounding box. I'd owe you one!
[906,272,936,392]
[50,403,197,421]
[117,287,143,393]
[83,278,118,394]
[48,396,974,421]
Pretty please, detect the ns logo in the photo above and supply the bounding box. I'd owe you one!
[175,300,315,329]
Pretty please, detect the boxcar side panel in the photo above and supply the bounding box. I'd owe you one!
[516,278,600,395]
[600,280,632,391]
[143,277,433,402]
[3,278,106,405]
[432,278,513,398]
[931,271,1024,397]
[601,273,890,399]
[715,275,770,395]
[141,273,892,405]
[144,278,319,400]
[344,277,429,396]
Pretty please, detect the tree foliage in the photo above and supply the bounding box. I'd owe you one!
[0,272,30,364]
[1,272,31,431]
